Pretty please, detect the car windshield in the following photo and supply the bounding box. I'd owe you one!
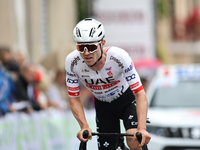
[150,80,200,107]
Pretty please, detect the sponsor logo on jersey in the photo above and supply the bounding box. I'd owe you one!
[68,91,79,97]
[110,56,124,69]
[66,71,76,77]
[128,115,134,119]
[125,65,133,73]
[132,100,136,106]
[71,56,80,73]
[86,80,120,90]
[105,67,112,71]
[82,69,89,73]
[126,74,136,81]
[131,121,138,125]
[67,86,79,91]
[130,82,139,89]
[86,84,102,90]
[103,142,109,147]
[85,76,115,85]
[82,75,90,77]
[107,71,113,76]
[95,92,103,94]
[98,95,106,99]
[106,89,119,97]
[109,85,124,100]
[104,86,118,93]
[93,91,103,94]
[102,80,120,89]
[131,85,143,94]
[67,78,78,84]
[131,61,134,67]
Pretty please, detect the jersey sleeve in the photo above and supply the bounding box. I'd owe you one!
[65,53,80,97]
[118,48,143,94]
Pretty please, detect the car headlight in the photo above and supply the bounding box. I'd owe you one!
[191,127,200,139]
[147,126,172,137]
[147,126,200,139]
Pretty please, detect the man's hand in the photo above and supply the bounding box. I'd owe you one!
[135,129,151,147]
[77,128,92,142]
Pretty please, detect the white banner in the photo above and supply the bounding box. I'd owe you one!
[0,109,98,150]
[93,0,155,60]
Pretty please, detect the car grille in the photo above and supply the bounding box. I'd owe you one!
[147,126,200,139]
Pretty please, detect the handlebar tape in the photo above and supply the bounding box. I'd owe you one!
[83,130,89,139]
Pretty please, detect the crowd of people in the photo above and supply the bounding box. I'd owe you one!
[0,46,94,117]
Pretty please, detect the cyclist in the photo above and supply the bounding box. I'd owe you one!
[65,18,151,150]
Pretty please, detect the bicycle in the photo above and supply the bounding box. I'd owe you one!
[79,130,148,150]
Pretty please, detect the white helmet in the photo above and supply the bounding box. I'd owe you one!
[73,18,105,43]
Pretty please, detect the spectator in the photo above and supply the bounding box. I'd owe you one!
[46,69,69,110]
[32,71,50,110]
[0,46,20,73]
[12,63,41,112]
[0,64,16,116]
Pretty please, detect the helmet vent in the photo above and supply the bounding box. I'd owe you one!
[89,27,96,37]
[84,18,92,21]
[76,27,81,37]
[98,32,102,37]
[97,24,102,29]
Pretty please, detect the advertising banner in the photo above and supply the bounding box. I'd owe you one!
[0,110,98,150]
[93,0,155,60]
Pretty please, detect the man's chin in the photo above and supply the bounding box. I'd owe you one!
[85,62,93,66]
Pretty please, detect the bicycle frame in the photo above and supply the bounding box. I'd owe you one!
[79,130,148,150]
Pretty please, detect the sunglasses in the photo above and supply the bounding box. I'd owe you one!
[76,41,101,53]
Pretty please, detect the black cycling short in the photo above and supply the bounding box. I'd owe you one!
[94,87,138,150]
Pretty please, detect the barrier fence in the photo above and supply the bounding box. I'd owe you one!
[0,109,98,150]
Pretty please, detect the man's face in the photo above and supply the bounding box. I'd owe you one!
[23,65,36,83]
[77,40,105,67]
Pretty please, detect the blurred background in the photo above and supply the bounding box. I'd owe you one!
[1,0,200,70]
[0,0,200,150]
[1,0,200,88]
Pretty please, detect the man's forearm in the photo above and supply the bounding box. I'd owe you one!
[135,90,148,130]
[69,97,89,129]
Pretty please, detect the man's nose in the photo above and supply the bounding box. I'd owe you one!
[83,47,90,54]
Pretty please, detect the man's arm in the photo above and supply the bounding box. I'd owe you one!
[134,89,151,146]
[69,96,92,142]
[135,89,148,131]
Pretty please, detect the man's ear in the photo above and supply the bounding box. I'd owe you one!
[101,39,106,47]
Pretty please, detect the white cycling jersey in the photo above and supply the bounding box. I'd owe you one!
[65,46,143,102]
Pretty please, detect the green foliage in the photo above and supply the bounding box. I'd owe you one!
[76,0,89,22]
[156,0,172,18]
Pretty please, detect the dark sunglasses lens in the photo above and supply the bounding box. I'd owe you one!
[88,45,98,52]
[77,45,85,52]
[77,44,98,53]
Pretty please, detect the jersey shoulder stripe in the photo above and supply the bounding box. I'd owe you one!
[104,46,112,52]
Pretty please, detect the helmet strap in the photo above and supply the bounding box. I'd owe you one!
[89,44,103,67]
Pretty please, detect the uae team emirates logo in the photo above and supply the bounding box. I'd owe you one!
[106,67,113,76]
[107,71,113,76]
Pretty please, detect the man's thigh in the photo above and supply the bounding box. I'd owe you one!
[95,99,120,150]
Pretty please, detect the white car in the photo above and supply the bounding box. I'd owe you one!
[146,64,200,150]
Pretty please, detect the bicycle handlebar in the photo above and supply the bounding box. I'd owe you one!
[79,130,148,150]
[136,132,148,150]
[83,130,134,139]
